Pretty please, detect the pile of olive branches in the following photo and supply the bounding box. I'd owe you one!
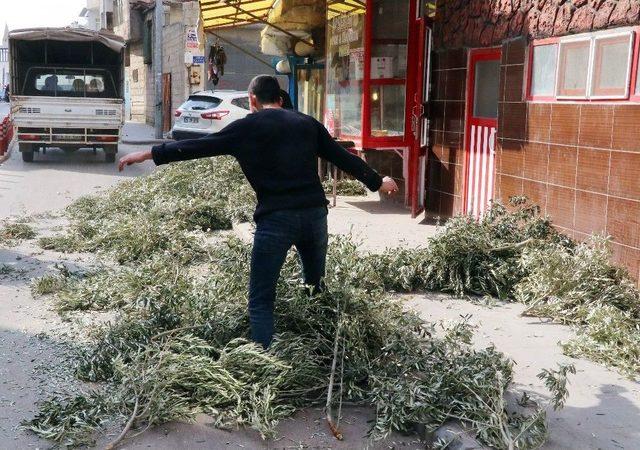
[1,220,36,244]
[26,157,640,447]
[322,178,367,196]
[28,236,559,449]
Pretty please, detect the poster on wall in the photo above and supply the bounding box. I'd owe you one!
[185,27,204,65]
[185,27,200,50]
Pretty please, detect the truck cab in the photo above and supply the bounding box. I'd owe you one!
[9,28,125,163]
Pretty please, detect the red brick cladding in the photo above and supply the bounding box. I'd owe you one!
[433,0,640,49]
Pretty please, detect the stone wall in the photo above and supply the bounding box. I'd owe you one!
[116,1,205,126]
[434,0,640,49]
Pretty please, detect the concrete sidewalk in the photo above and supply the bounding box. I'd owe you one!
[120,121,172,145]
[235,193,439,251]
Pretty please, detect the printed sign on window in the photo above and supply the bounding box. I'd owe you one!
[371,57,394,79]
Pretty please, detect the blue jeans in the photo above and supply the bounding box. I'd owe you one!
[249,206,328,348]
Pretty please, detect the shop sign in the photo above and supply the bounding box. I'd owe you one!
[184,52,205,65]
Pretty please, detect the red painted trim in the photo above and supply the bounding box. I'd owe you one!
[362,0,418,150]
[369,78,407,85]
[362,0,373,144]
[462,47,501,216]
[470,117,498,127]
[631,27,640,102]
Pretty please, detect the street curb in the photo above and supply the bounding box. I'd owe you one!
[120,139,173,145]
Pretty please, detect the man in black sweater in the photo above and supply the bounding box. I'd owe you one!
[119,75,398,348]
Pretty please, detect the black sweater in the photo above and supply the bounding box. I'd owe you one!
[152,108,383,220]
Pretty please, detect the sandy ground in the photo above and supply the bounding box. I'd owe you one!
[1,127,639,449]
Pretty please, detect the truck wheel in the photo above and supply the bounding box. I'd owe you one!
[104,145,117,163]
[105,152,116,163]
[20,143,34,162]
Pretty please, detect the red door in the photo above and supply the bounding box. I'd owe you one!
[409,16,431,218]
[463,48,501,218]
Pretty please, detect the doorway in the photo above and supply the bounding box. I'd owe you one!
[162,73,172,133]
[463,48,501,218]
[409,14,431,217]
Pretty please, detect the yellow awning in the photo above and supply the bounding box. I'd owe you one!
[200,0,275,29]
[327,0,365,19]
[199,0,366,31]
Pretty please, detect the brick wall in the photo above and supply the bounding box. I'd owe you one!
[430,0,640,280]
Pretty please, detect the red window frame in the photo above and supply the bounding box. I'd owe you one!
[631,27,640,102]
[361,0,418,149]
[526,27,640,103]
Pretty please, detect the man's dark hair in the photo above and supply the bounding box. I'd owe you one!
[280,89,293,109]
[249,75,281,104]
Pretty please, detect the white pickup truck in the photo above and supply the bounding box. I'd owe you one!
[9,28,125,163]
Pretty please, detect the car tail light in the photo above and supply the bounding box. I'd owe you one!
[175,110,182,117]
[201,110,229,120]
[94,136,119,142]
[18,134,40,141]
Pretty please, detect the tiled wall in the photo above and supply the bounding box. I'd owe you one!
[495,38,640,281]
[426,48,468,217]
[428,0,640,282]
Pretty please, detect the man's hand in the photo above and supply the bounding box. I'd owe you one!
[378,176,399,196]
[118,150,153,172]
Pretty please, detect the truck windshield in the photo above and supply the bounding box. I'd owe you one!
[23,68,117,98]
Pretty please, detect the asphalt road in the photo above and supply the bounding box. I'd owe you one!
[0,129,156,219]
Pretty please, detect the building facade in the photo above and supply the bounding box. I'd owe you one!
[80,0,114,31]
[427,0,640,280]
[0,25,9,91]
[112,0,206,126]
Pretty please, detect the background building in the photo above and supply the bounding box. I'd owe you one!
[112,0,206,127]
[80,0,114,31]
[0,25,9,91]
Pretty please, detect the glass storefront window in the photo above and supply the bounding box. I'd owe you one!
[370,84,405,137]
[325,9,366,137]
[371,0,409,79]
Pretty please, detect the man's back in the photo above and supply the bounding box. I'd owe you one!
[151,107,382,220]
[232,109,326,217]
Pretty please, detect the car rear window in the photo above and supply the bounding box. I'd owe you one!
[231,97,250,110]
[182,96,222,111]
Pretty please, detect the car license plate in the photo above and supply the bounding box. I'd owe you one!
[184,117,199,124]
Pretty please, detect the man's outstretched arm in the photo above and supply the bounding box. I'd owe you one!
[118,120,246,171]
[316,122,398,195]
